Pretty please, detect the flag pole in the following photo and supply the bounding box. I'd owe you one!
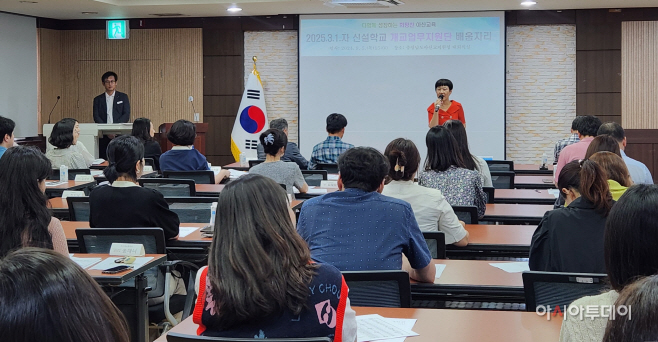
[252,56,262,84]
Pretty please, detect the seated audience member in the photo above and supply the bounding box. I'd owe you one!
[555,115,602,181]
[443,120,493,187]
[529,160,612,273]
[256,118,309,170]
[250,129,308,198]
[194,174,356,340]
[584,134,621,159]
[418,126,487,218]
[0,115,15,160]
[589,152,632,200]
[309,113,354,169]
[560,184,658,342]
[382,138,469,248]
[46,118,94,169]
[90,136,180,239]
[0,248,129,342]
[553,116,583,164]
[597,121,654,184]
[297,147,435,283]
[602,275,658,342]
[131,117,162,170]
[0,146,67,256]
[159,119,229,183]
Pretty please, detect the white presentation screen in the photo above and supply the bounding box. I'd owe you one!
[299,12,506,162]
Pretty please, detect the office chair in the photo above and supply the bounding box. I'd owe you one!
[248,159,264,169]
[451,205,479,224]
[422,231,446,259]
[164,170,215,184]
[341,270,411,308]
[140,178,196,197]
[315,163,338,174]
[490,171,515,189]
[165,197,216,223]
[486,160,514,172]
[67,196,91,221]
[483,186,495,204]
[301,170,328,186]
[523,271,609,312]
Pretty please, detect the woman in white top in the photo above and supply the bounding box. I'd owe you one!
[443,120,493,187]
[382,138,469,250]
[46,118,94,169]
[559,184,658,342]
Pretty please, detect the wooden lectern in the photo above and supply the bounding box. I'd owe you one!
[158,123,208,155]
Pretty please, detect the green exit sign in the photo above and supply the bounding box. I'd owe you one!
[107,20,129,40]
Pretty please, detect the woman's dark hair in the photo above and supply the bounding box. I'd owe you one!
[167,119,196,146]
[443,120,478,171]
[557,160,612,216]
[584,134,621,159]
[0,248,130,342]
[207,174,318,329]
[602,274,658,342]
[131,117,153,142]
[589,151,632,187]
[435,78,453,90]
[259,128,287,156]
[48,118,77,149]
[604,184,658,292]
[338,147,389,192]
[384,138,420,182]
[104,135,144,183]
[0,146,53,257]
[424,125,466,172]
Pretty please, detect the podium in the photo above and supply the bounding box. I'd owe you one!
[43,123,134,158]
[158,123,208,155]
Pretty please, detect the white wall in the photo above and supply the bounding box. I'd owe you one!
[0,13,37,138]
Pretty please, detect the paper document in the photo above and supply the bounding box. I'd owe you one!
[327,174,339,181]
[229,169,248,179]
[373,318,417,342]
[90,257,154,271]
[210,166,222,175]
[92,159,105,165]
[435,264,446,279]
[489,262,530,273]
[547,189,560,198]
[70,257,102,269]
[178,226,199,238]
[356,314,419,342]
[45,181,67,187]
[90,170,104,176]
[307,188,328,194]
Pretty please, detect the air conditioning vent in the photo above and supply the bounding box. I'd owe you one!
[149,13,187,17]
[327,0,403,7]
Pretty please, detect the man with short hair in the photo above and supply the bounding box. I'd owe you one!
[297,147,436,283]
[553,116,583,164]
[256,118,309,169]
[0,116,15,159]
[597,122,653,184]
[555,115,602,181]
[93,71,131,124]
[309,113,354,169]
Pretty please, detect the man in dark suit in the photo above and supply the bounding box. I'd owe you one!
[93,71,130,124]
[256,118,310,169]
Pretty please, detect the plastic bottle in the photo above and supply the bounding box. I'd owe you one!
[210,202,218,225]
[60,165,68,182]
[239,153,247,167]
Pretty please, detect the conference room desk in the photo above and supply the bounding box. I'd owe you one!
[194,184,225,197]
[482,203,552,224]
[411,259,525,303]
[494,189,557,205]
[74,253,166,342]
[222,161,248,171]
[155,306,562,342]
[45,180,96,197]
[90,161,109,170]
[446,224,535,258]
[514,175,556,189]
[514,163,553,175]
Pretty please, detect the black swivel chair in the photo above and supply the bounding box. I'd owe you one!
[167,335,332,342]
[523,271,609,312]
[483,186,495,204]
[451,205,479,224]
[490,171,515,189]
[164,197,216,223]
[301,170,328,186]
[486,160,514,172]
[163,171,215,185]
[248,160,264,169]
[67,196,91,221]
[315,163,339,174]
[342,270,412,308]
[422,231,446,259]
[139,179,196,197]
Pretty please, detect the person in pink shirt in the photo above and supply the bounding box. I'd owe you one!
[554,115,602,182]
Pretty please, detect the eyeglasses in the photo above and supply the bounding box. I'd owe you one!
[104,80,116,84]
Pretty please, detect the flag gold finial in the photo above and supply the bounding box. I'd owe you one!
[252,56,258,70]
[252,56,261,83]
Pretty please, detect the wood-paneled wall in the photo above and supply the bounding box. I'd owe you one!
[38,28,202,130]
[622,21,658,129]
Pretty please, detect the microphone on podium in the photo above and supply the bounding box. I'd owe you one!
[47,96,61,124]
[435,94,444,112]
[189,96,199,122]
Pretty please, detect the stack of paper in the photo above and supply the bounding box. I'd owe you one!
[178,226,199,238]
[229,169,248,179]
[489,262,530,273]
[70,257,102,269]
[356,314,418,342]
[90,257,154,271]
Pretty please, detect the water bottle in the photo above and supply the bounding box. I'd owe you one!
[239,153,247,167]
[210,202,218,225]
[540,153,548,170]
[59,165,68,182]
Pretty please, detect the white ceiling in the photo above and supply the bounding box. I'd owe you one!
[1,0,657,20]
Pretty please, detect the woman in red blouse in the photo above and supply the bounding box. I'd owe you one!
[428,79,465,128]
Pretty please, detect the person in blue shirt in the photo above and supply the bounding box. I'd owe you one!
[297,146,436,283]
[0,116,15,160]
[597,122,654,184]
[159,119,229,184]
[309,113,354,170]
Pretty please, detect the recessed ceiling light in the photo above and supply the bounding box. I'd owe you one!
[521,1,537,6]
[19,1,38,3]
[81,11,98,14]
[227,6,242,12]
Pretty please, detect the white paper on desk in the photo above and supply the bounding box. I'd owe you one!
[327,174,339,181]
[70,257,102,269]
[356,314,418,342]
[229,169,248,179]
[307,188,328,194]
[374,318,417,342]
[211,166,222,175]
[92,159,105,165]
[90,170,104,176]
[435,264,446,279]
[178,226,199,238]
[45,181,67,186]
[489,262,530,273]
[547,189,560,198]
[90,257,154,271]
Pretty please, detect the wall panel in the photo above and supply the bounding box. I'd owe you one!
[622,21,658,129]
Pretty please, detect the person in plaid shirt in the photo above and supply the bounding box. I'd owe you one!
[309,113,354,169]
[553,116,583,164]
